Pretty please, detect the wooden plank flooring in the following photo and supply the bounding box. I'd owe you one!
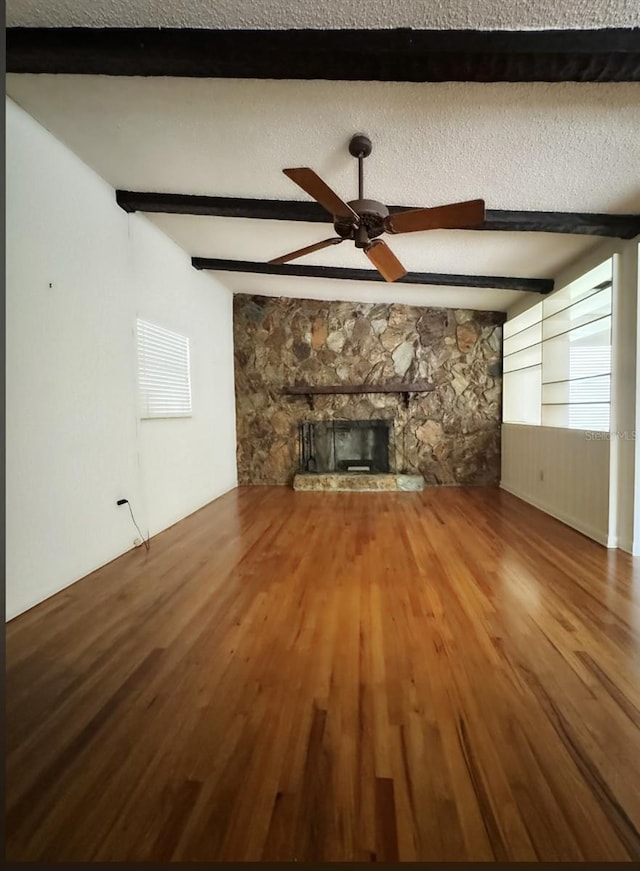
[6,486,640,862]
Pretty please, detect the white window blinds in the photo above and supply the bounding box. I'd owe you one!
[137,319,192,419]
[502,307,542,425]
[503,260,613,432]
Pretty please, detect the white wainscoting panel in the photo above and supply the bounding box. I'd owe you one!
[501,423,611,546]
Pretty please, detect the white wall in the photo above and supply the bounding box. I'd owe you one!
[501,424,611,546]
[612,243,639,553]
[634,243,640,554]
[502,238,640,550]
[6,98,237,620]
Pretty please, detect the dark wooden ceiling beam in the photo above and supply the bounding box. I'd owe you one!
[116,191,640,239]
[192,257,553,294]
[7,27,640,82]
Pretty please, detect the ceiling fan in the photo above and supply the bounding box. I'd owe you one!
[270,134,485,283]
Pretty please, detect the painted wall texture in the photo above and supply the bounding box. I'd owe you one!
[6,98,237,619]
[234,294,504,486]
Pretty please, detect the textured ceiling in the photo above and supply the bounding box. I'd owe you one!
[154,216,598,277]
[7,0,640,30]
[213,273,525,313]
[6,72,639,310]
[7,77,639,211]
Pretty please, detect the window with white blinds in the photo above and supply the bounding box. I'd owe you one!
[137,319,192,419]
[503,260,613,432]
[502,306,542,425]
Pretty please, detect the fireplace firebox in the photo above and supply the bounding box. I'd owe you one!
[299,420,391,474]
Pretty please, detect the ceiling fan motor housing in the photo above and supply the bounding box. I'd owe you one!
[335,199,390,244]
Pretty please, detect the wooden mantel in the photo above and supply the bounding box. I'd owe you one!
[282,382,435,409]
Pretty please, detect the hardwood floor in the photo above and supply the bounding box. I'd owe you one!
[6,486,640,862]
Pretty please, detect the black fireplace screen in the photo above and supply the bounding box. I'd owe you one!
[299,420,391,473]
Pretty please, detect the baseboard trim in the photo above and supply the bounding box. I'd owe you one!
[149,481,238,539]
[500,482,611,548]
[6,542,135,622]
[617,536,634,554]
[6,482,239,623]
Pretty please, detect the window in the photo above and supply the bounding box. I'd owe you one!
[137,319,192,419]
[503,260,612,432]
[503,305,542,425]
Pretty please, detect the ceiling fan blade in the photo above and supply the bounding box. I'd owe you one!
[283,168,359,221]
[365,240,407,283]
[268,237,343,265]
[385,199,485,234]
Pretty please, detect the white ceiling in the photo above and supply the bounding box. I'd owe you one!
[6,26,640,312]
[7,0,640,30]
[156,215,598,277]
[8,77,640,212]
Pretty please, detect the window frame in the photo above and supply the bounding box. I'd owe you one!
[502,261,613,432]
[136,318,193,420]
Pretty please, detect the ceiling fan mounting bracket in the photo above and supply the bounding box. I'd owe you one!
[348,134,372,158]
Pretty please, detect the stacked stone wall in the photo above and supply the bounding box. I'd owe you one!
[233,294,504,486]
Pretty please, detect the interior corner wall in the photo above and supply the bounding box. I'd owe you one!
[634,240,640,555]
[610,242,639,552]
[5,98,238,621]
[501,239,640,550]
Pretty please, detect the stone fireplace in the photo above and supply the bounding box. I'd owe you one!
[233,295,504,487]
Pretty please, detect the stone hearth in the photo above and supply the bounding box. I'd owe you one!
[293,473,424,492]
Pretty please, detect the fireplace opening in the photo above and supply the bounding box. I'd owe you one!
[299,420,391,474]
